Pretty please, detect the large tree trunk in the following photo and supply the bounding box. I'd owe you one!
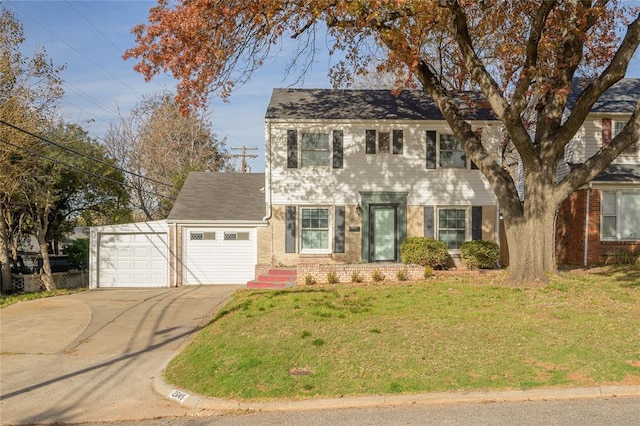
[503,209,557,284]
[502,166,558,284]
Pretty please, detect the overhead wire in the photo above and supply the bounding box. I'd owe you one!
[0,119,173,188]
[0,138,176,201]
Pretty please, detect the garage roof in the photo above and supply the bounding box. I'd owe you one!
[167,172,266,222]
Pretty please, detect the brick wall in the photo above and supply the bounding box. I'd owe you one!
[296,263,426,285]
[556,189,640,265]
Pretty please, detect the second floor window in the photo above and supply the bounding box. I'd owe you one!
[439,134,467,168]
[613,121,638,157]
[301,133,329,167]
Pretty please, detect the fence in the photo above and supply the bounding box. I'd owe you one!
[7,271,88,294]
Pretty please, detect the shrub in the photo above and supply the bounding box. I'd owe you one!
[460,240,500,269]
[350,271,363,283]
[396,268,408,281]
[63,238,89,270]
[327,270,338,284]
[371,269,385,282]
[423,266,434,278]
[613,249,640,265]
[400,237,450,269]
[305,274,316,285]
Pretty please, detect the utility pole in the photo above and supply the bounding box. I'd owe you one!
[230,146,258,172]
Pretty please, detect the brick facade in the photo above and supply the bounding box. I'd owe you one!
[556,189,640,265]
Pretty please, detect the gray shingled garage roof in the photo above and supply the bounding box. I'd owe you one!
[265,88,497,121]
[167,172,265,222]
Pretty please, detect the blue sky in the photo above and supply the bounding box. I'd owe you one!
[5,1,640,173]
[5,0,332,173]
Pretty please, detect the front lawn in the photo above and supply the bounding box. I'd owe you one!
[0,288,87,309]
[165,267,640,401]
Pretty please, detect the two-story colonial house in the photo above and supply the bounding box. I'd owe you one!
[556,79,640,266]
[257,89,502,268]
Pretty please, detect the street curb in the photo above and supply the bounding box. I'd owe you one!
[152,370,640,413]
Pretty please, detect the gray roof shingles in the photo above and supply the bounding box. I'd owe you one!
[567,78,640,113]
[167,172,265,222]
[265,88,497,121]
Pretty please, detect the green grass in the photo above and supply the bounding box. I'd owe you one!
[4,267,635,401]
[0,287,87,309]
[168,267,638,401]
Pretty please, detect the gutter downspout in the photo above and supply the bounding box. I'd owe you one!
[262,120,272,222]
[583,183,592,267]
[262,120,273,266]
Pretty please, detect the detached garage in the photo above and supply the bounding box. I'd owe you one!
[89,221,171,289]
[168,172,266,285]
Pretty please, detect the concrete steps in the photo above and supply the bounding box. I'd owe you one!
[247,269,297,289]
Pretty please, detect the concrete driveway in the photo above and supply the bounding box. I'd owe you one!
[0,285,241,425]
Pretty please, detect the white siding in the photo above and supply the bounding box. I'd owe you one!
[266,120,500,206]
[183,227,257,284]
[566,115,639,165]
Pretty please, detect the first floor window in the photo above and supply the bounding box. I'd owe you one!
[301,133,329,166]
[439,134,466,168]
[301,208,330,251]
[601,191,640,240]
[438,208,467,249]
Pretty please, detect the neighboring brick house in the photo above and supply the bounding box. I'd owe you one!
[258,89,502,268]
[556,79,640,265]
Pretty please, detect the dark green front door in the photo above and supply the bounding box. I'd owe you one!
[370,206,397,262]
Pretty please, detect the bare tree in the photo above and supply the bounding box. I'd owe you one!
[105,92,230,221]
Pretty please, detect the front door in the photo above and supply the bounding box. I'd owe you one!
[370,206,397,262]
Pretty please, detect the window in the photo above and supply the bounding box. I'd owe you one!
[301,133,329,166]
[601,191,640,240]
[378,132,390,153]
[438,208,467,249]
[190,232,204,241]
[366,129,403,154]
[613,121,638,157]
[439,134,466,168]
[223,232,249,241]
[300,208,330,252]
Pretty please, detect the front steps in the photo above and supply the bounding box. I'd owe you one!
[247,269,297,289]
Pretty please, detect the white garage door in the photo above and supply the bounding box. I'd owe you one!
[98,233,168,288]
[183,228,257,284]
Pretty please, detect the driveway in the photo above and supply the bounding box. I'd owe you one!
[0,285,241,425]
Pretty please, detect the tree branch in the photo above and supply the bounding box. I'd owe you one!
[511,0,557,114]
[555,99,640,204]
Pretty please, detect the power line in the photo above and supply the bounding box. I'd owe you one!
[0,119,173,188]
[0,138,175,201]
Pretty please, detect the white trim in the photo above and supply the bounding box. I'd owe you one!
[435,206,471,251]
[600,189,640,242]
[299,206,333,254]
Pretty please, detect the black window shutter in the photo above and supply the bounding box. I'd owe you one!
[366,130,376,154]
[471,206,483,240]
[333,130,343,169]
[285,206,296,253]
[425,131,436,169]
[334,206,345,253]
[423,206,434,238]
[393,130,403,155]
[287,130,298,168]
